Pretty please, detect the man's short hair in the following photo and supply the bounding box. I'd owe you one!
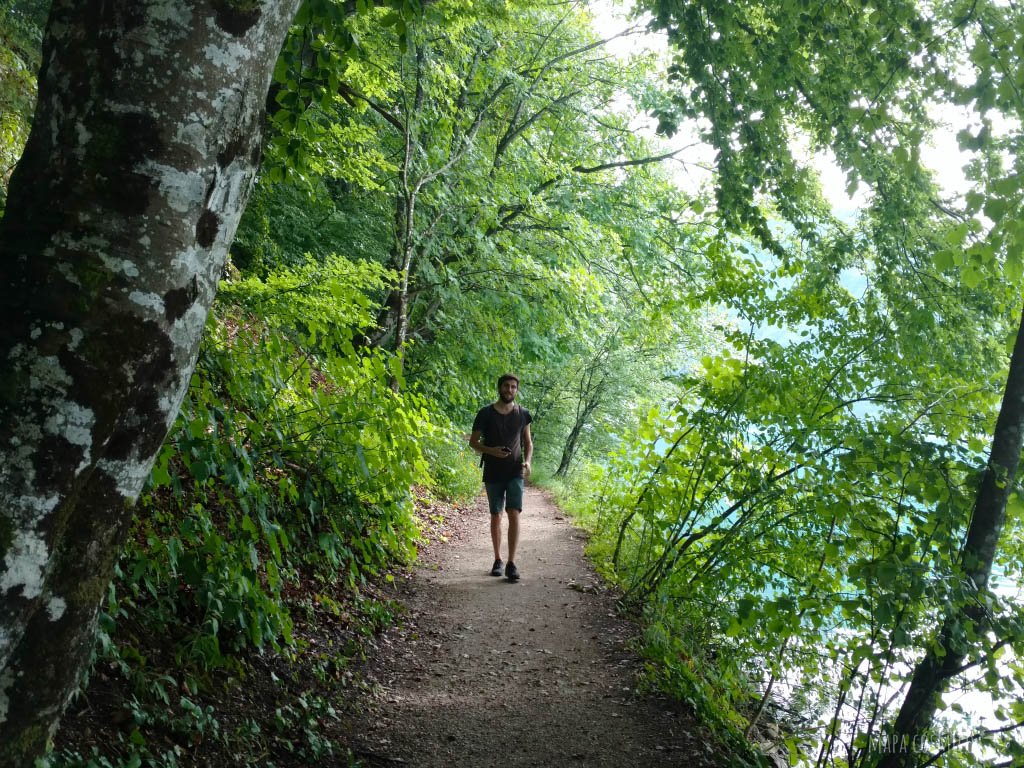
[497,373,519,388]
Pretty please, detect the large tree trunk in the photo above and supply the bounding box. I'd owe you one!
[0,2,299,763]
[874,302,1024,768]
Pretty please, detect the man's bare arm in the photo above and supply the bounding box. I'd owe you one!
[521,424,533,476]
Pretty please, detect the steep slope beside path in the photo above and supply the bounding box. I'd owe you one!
[341,486,726,767]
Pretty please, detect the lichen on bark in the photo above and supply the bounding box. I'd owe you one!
[0,1,301,763]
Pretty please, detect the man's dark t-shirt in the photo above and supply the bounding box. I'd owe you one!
[472,404,533,483]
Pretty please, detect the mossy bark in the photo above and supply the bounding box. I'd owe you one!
[0,2,300,764]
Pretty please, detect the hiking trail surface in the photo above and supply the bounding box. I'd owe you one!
[341,485,731,767]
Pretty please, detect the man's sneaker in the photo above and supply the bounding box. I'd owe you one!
[490,559,504,577]
[505,562,520,582]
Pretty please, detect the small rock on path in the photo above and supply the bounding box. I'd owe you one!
[342,486,727,767]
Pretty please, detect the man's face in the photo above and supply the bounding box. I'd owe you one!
[499,379,518,403]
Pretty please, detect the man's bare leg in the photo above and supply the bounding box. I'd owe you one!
[490,512,503,560]
[506,509,520,564]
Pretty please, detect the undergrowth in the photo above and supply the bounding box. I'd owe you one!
[44,256,480,768]
[540,465,772,768]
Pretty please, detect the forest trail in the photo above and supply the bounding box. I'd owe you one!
[341,486,726,767]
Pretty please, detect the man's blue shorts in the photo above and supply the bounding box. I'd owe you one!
[484,477,525,515]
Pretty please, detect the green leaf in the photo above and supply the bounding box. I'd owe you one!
[1006,248,1023,282]
[933,249,956,272]
[961,264,984,289]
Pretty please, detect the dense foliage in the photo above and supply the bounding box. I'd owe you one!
[43,253,473,766]
[0,0,45,212]
[27,2,701,765]
[3,0,1023,766]
[554,1,1024,766]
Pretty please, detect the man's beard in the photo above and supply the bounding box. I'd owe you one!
[500,392,515,403]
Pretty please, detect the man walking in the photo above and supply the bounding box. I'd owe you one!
[470,373,533,582]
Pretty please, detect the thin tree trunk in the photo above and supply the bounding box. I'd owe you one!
[0,3,299,763]
[555,421,584,477]
[394,214,416,353]
[875,302,1024,768]
[555,397,598,477]
[389,190,416,390]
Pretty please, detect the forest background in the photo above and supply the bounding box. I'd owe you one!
[2,0,1024,767]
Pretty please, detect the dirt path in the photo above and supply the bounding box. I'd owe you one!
[341,486,726,767]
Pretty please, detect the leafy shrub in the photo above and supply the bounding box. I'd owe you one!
[110,255,429,664]
[54,253,495,766]
[419,422,481,502]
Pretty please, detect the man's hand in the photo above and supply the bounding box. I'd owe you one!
[522,461,532,477]
[491,446,512,458]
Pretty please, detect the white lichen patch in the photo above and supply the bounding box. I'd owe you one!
[16,493,58,522]
[44,402,95,473]
[129,290,166,314]
[174,120,208,150]
[142,161,207,214]
[148,0,192,27]
[25,352,73,392]
[158,392,177,418]
[202,39,250,73]
[0,666,16,724]
[206,166,249,221]
[0,529,50,600]
[169,302,210,351]
[46,595,67,622]
[27,321,65,341]
[4,426,42,494]
[57,262,83,286]
[166,375,194,431]
[54,232,113,256]
[99,253,141,278]
[210,86,241,113]
[170,245,207,278]
[44,402,94,450]
[75,121,92,147]
[97,456,155,502]
[68,328,84,351]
